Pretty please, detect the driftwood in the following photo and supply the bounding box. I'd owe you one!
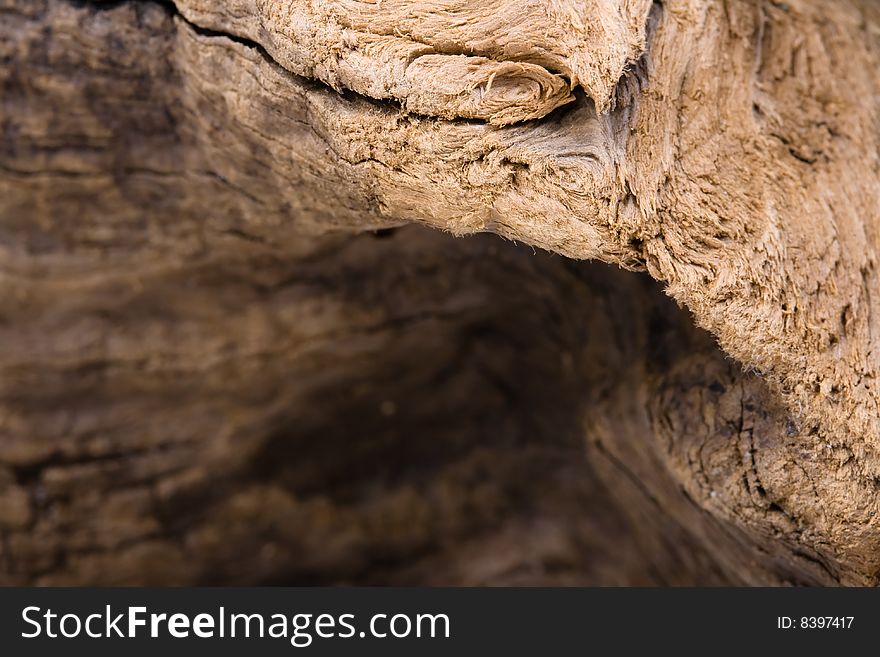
[1,0,879,585]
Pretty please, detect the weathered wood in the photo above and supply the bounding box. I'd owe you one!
[2,0,879,584]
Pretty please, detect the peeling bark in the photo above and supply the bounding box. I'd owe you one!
[2,0,880,585]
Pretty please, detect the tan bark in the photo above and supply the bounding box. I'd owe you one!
[1,0,879,585]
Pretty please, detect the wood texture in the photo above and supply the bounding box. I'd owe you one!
[2,0,879,585]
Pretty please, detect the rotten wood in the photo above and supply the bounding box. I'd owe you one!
[1,0,879,585]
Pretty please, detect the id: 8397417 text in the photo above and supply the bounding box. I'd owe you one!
[777,616,853,629]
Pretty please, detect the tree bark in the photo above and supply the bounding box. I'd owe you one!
[1,0,879,585]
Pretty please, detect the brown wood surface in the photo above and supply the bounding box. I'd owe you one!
[2,0,879,585]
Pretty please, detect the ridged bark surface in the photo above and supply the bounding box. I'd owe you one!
[2,0,879,585]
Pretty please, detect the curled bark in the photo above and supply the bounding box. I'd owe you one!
[1,0,879,585]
